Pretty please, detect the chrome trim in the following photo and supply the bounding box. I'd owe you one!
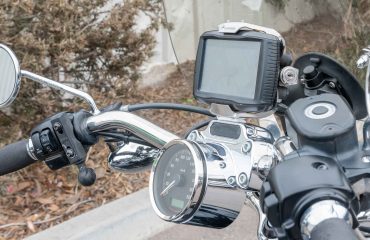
[86,111,178,148]
[357,209,370,223]
[108,142,160,173]
[188,119,279,191]
[149,139,246,228]
[218,22,286,50]
[149,140,205,222]
[280,66,299,86]
[366,59,370,117]
[259,114,283,141]
[209,103,275,119]
[357,46,370,116]
[357,46,370,69]
[0,44,21,108]
[300,200,353,240]
[274,136,296,157]
[20,70,100,115]
[26,138,38,161]
[246,192,276,240]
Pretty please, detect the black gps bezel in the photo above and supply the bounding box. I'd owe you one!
[193,30,282,112]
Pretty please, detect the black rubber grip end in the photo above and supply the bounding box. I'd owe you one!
[0,139,36,176]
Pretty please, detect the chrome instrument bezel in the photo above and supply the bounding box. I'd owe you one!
[149,139,206,222]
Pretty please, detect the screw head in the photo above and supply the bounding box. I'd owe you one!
[53,122,63,133]
[242,142,252,154]
[188,132,197,141]
[227,176,236,185]
[219,162,226,169]
[313,162,328,170]
[238,173,248,187]
[66,147,74,158]
[329,82,336,89]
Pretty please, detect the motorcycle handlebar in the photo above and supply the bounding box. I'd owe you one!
[85,111,178,148]
[0,139,36,176]
[310,218,357,240]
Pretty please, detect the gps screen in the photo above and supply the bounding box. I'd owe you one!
[199,39,261,99]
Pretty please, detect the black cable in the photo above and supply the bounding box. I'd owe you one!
[184,118,214,138]
[97,131,154,147]
[161,1,182,68]
[126,103,215,117]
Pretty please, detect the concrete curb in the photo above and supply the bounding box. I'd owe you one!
[25,188,173,240]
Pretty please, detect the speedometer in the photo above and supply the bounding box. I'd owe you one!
[149,140,205,222]
[149,139,246,228]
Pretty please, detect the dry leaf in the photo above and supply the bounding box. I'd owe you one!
[13,182,32,194]
[28,214,39,222]
[33,180,42,197]
[36,198,54,205]
[26,220,36,232]
[64,194,80,205]
[95,167,105,179]
[48,204,60,212]
[14,196,24,206]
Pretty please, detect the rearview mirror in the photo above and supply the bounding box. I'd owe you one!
[0,43,99,114]
[0,44,20,108]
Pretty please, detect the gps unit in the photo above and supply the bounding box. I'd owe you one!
[194,22,284,113]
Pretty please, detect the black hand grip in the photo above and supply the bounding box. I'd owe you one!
[310,218,357,240]
[0,139,36,176]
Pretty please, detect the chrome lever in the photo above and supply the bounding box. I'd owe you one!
[246,192,276,240]
[357,46,370,69]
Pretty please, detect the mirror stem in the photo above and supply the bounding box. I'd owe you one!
[21,70,100,115]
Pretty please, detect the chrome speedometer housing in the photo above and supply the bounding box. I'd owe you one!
[149,139,246,229]
[149,139,205,222]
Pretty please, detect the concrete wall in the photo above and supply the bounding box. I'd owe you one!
[141,0,346,85]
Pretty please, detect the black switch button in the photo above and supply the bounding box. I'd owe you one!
[31,133,44,156]
[303,65,318,80]
[40,129,58,153]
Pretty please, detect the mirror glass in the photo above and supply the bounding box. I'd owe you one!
[0,44,20,108]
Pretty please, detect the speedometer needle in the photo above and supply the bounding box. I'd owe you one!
[160,180,176,196]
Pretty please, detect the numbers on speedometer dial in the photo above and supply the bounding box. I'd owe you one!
[153,144,197,217]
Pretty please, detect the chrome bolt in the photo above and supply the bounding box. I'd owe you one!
[187,132,197,141]
[329,82,336,89]
[227,176,236,185]
[53,122,63,133]
[219,162,226,169]
[246,128,254,135]
[66,147,75,158]
[238,173,248,187]
[317,164,328,170]
[242,142,252,154]
[313,162,328,170]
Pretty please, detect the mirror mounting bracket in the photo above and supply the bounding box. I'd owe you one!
[20,70,100,115]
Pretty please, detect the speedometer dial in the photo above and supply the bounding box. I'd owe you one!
[150,140,205,221]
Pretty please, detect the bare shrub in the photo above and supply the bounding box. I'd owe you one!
[0,0,163,144]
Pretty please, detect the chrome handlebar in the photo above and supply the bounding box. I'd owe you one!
[86,111,178,148]
[84,110,358,240]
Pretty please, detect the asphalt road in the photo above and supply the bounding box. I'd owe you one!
[149,205,259,240]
